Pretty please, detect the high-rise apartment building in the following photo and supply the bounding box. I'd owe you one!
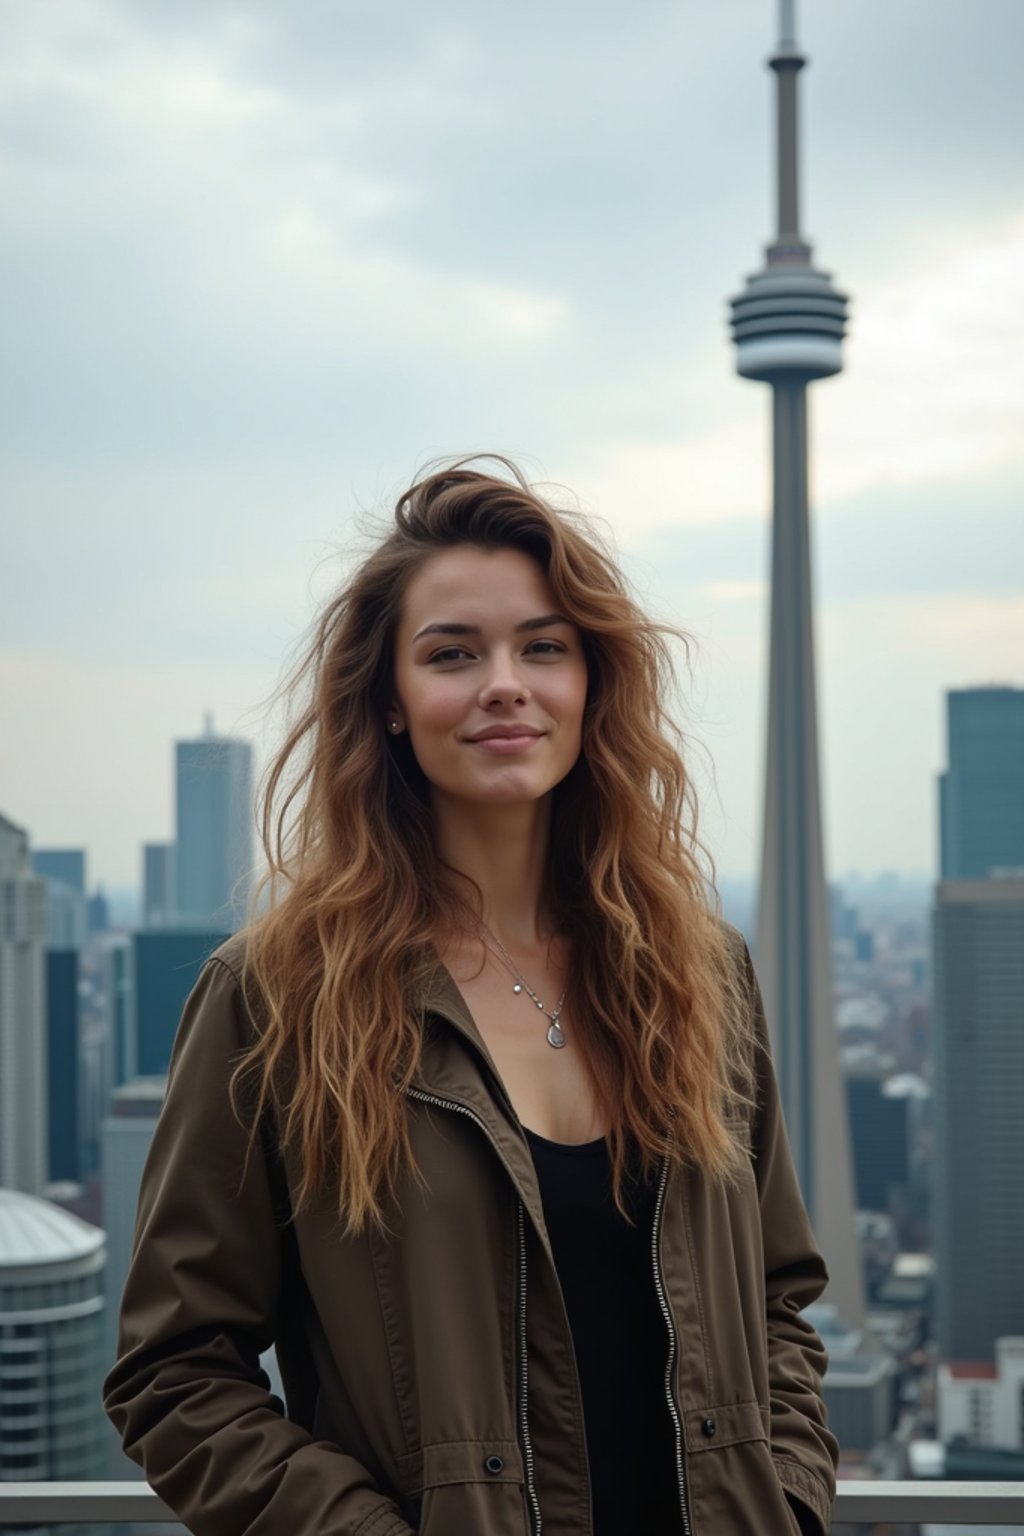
[939,686,1024,879]
[175,718,253,931]
[0,814,49,1194]
[933,878,1024,1362]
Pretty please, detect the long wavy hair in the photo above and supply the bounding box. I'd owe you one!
[233,456,755,1232]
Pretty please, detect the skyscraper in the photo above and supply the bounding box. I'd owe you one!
[31,856,86,1187]
[142,840,176,927]
[133,928,228,1077]
[729,1,861,1322]
[31,850,85,896]
[32,848,87,950]
[46,948,81,1185]
[933,877,1024,1362]
[0,815,49,1195]
[845,1069,912,1216]
[175,716,254,931]
[939,686,1024,879]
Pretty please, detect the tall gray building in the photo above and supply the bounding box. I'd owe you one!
[729,1,861,1323]
[933,878,1024,1363]
[939,686,1024,880]
[32,847,87,950]
[142,840,176,927]
[31,850,85,896]
[175,717,254,931]
[0,815,49,1195]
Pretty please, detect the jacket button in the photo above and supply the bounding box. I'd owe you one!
[702,1416,717,1438]
[484,1454,504,1475]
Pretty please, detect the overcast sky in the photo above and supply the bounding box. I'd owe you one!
[3,0,1023,894]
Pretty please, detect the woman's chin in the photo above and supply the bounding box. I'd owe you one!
[433,771,558,809]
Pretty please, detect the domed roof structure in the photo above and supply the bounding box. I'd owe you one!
[0,1187,104,1268]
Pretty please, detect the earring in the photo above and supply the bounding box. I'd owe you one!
[388,719,400,732]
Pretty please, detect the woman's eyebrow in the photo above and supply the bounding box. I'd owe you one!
[412,614,570,642]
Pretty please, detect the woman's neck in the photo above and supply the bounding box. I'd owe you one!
[431,793,554,950]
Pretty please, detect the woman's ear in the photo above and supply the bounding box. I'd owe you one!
[386,707,406,735]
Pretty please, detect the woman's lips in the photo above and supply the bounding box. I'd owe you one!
[467,733,543,755]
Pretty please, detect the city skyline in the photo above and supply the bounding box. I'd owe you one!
[3,0,1023,890]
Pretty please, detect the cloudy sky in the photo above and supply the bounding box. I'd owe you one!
[3,0,1023,896]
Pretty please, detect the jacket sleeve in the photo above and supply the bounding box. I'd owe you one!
[102,954,413,1536]
[738,936,840,1536]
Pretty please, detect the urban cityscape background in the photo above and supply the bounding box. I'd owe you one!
[2,1,1023,1534]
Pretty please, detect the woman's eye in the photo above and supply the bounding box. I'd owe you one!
[526,640,564,656]
[428,646,472,664]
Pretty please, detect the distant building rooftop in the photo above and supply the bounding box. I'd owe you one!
[893,1252,934,1279]
[823,1353,894,1387]
[948,1361,999,1381]
[0,1187,104,1268]
[110,1077,167,1116]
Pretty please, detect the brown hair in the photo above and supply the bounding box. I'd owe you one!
[234,456,754,1231]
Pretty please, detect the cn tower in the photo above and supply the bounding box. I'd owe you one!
[730,0,864,1325]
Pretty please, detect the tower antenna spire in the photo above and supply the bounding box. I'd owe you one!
[770,0,807,253]
[779,0,797,48]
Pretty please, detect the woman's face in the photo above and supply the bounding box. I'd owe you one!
[390,543,588,813]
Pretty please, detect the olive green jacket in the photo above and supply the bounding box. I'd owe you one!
[103,926,838,1536]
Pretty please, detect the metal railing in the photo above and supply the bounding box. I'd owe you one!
[0,1480,1024,1525]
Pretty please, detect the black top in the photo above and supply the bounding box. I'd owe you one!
[523,1126,683,1536]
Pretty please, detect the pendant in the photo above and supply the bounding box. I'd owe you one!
[546,1021,566,1049]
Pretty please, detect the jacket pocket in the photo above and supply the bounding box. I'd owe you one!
[418,1479,527,1536]
[397,1439,527,1536]
[683,1403,802,1536]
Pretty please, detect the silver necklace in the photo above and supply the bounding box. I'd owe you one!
[480,925,568,1050]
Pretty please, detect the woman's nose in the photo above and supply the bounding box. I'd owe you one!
[479,652,530,708]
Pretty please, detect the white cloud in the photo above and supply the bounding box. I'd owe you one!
[702,578,765,604]
[560,413,768,539]
[818,212,1024,503]
[0,0,571,373]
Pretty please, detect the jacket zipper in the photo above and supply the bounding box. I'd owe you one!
[515,1198,543,1536]
[405,1087,542,1536]
[651,1153,693,1536]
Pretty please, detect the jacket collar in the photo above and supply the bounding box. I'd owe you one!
[411,961,553,1249]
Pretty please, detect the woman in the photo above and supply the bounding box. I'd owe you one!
[104,458,837,1536]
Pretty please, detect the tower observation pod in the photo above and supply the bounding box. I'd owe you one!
[729,0,864,1329]
[731,0,847,379]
